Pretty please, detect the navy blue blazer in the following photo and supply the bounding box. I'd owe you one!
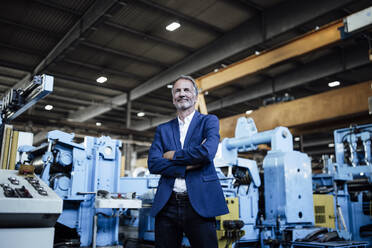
[148,111,229,218]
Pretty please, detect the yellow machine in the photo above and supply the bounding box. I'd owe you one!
[313,194,336,229]
[216,197,245,248]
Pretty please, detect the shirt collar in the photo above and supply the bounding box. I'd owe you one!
[178,110,195,126]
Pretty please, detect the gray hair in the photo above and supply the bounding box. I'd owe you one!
[171,75,198,96]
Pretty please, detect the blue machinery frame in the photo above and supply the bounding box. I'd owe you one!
[17,118,371,247]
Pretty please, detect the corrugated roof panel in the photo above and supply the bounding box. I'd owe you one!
[26,6,77,34]
[141,43,188,64]
[249,0,285,8]
[49,60,140,92]
[156,0,253,31]
[0,1,75,35]
[105,75,141,90]
[10,30,57,54]
[65,45,134,70]
[111,1,161,32]
[57,0,96,13]
[152,20,217,49]
[123,62,163,78]
[63,45,157,82]
[0,47,40,69]
[195,1,255,30]
[90,24,160,56]
[112,2,218,49]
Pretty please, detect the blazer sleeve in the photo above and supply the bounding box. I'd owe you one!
[172,115,220,166]
[148,126,186,178]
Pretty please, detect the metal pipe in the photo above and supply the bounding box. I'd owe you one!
[226,130,274,150]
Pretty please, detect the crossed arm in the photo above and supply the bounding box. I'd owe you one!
[162,151,201,171]
[147,115,220,178]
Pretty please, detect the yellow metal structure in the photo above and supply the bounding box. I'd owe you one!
[216,197,242,248]
[197,20,343,93]
[313,194,336,229]
[219,81,372,139]
[1,125,19,170]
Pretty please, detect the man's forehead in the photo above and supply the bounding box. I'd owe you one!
[174,78,194,88]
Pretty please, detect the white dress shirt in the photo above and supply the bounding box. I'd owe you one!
[173,110,195,193]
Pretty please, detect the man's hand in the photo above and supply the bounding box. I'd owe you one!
[163,150,175,160]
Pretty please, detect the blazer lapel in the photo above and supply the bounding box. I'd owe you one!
[183,111,201,148]
[171,118,182,150]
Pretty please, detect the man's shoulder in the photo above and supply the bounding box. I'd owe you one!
[199,113,219,122]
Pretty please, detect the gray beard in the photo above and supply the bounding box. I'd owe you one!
[174,102,194,111]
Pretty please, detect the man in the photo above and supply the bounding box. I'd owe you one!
[148,75,228,248]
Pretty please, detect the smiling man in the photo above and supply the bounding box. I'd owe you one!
[148,75,228,248]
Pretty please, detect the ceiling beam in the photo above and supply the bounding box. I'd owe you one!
[12,0,123,90]
[67,0,355,122]
[219,81,372,139]
[196,20,343,92]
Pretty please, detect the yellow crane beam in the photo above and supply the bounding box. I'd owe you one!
[196,20,344,93]
[219,81,372,139]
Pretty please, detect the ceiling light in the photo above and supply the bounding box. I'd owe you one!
[245,110,253,115]
[204,91,209,95]
[45,104,53,111]
[96,76,107,83]
[96,122,102,126]
[214,68,219,72]
[294,137,300,142]
[328,81,340,87]
[137,112,145,117]
[166,22,180,31]
[315,26,320,30]
[328,143,335,147]
[167,84,173,89]
[255,51,260,55]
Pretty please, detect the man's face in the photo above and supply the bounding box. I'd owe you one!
[172,78,197,111]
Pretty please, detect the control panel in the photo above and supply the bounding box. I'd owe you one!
[0,169,62,227]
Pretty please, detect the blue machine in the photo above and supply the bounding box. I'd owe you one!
[119,118,370,248]
[17,130,139,247]
[215,117,317,247]
[312,124,372,246]
[16,120,371,248]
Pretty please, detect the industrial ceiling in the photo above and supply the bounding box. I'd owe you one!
[0,0,371,160]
